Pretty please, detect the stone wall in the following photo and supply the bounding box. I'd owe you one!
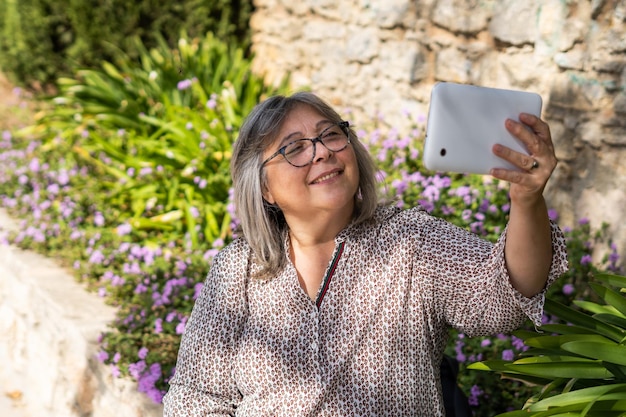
[0,209,163,417]
[250,0,626,263]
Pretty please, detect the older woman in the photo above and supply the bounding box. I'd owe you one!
[163,92,568,416]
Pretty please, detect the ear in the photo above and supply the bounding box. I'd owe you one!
[262,186,276,205]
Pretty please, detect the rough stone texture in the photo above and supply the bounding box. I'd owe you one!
[0,209,163,417]
[251,0,626,264]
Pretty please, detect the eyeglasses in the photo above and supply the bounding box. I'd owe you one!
[261,121,351,168]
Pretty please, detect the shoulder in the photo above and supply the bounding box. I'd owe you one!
[346,204,434,244]
[368,204,438,232]
[210,237,252,275]
[354,204,473,245]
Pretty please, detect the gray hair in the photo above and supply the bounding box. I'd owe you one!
[230,91,380,279]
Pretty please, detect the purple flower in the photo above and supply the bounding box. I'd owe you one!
[580,254,592,266]
[422,185,441,202]
[548,209,558,221]
[57,170,70,186]
[97,350,109,362]
[166,311,177,323]
[480,339,491,348]
[129,360,146,379]
[29,158,40,172]
[562,283,575,295]
[511,336,527,351]
[138,347,149,360]
[89,250,105,264]
[206,95,217,109]
[116,223,132,236]
[391,179,408,195]
[608,245,621,272]
[110,364,121,378]
[177,79,193,90]
[468,384,483,406]
[154,318,163,334]
[193,282,204,300]
[137,363,164,403]
[502,349,515,361]
[47,184,60,195]
[578,217,590,225]
[94,212,105,227]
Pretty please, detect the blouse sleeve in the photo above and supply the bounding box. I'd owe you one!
[415,211,568,335]
[163,240,250,416]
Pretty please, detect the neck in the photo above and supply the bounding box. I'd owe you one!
[285,207,353,249]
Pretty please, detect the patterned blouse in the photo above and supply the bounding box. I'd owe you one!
[163,205,568,416]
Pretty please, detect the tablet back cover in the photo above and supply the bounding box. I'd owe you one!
[423,82,542,174]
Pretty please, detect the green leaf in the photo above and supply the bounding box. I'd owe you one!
[545,299,625,342]
[526,383,626,411]
[504,361,614,379]
[574,300,622,316]
[594,273,626,290]
[594,313,626,330]
[523,334,615,350]
[539,324,602,336]
[560,341,626,365]
[589,283,626,317]
[467,360,511,372]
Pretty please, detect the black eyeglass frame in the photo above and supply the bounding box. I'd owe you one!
[261,121,351,168]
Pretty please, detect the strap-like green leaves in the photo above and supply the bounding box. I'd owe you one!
[470,273,626,415]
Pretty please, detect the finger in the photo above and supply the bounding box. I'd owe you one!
[518,113,553,144]
[492,143,539,171]
[505,118,541,152]
[490,165,547,193]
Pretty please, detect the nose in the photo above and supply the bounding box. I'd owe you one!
[313,139,334,163]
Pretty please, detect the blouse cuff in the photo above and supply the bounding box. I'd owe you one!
[496,220,569,328]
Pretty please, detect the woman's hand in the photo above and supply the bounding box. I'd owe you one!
[489,113,558,206]
[490,113,557,298]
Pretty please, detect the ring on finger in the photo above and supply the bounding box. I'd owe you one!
[531,159,539,170]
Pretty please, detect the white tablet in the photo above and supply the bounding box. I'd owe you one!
[423,82,543,175]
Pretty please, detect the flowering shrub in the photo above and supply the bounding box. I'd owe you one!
[0,51,623,413]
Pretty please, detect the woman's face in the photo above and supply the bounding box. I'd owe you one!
[261,104,360,222]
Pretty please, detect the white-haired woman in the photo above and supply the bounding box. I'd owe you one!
[163,91,568,416]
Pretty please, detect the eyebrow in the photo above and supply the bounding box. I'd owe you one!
[277,119,334,148]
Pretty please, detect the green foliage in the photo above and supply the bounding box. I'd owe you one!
[469,272,626,415]
[37,31,274,136]
[0,0,254,88]
[21,32,288,248]
[0,0,72,86]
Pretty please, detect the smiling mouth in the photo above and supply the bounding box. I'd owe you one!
[311,171,341,184]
